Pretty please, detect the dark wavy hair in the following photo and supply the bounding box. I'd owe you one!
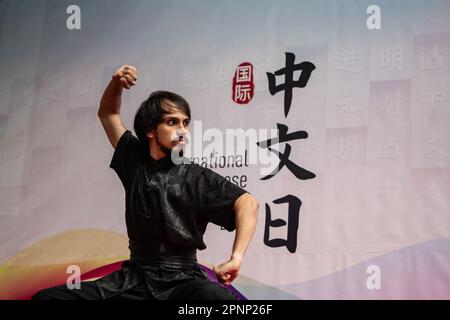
[133,91,191,155]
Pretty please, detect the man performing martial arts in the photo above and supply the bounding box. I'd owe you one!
[32,65,259,300]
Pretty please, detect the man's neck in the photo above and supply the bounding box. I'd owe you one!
[149,146,168,161]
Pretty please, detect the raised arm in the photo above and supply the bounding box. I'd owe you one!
[97,64,138,149]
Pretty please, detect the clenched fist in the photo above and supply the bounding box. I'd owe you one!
[112,64,138,90]
[213,258,241,286]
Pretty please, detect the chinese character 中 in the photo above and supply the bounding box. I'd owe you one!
[267,52,315,117]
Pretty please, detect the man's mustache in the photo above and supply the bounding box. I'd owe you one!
[171,135,189,143]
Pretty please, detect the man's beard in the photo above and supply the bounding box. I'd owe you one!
[156,135,183,158]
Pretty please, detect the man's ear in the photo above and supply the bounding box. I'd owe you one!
[147,130,154,139]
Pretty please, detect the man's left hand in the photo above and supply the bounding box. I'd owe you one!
[212,258,241,286]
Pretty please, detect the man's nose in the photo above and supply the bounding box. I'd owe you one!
[178,123,189,132]
[176,125,188,135]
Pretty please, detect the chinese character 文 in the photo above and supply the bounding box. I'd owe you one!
[257,123,316,180]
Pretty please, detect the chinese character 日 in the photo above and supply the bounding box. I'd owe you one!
[264,195,302,253]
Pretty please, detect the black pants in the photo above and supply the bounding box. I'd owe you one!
[31,279,236,300]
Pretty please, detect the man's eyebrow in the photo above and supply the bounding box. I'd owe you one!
[162,115,190,121]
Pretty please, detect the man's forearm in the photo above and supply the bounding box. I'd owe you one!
[98,80,123,117]
[231,193,259,263]
[97,65,136,149]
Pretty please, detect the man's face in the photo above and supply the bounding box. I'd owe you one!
[148,106,190,157]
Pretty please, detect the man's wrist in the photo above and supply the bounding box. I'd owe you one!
[231,253,243,264]
[109,78,123,90]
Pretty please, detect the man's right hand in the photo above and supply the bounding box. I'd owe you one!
[112,64,138,90]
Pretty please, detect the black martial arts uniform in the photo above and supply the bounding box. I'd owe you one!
[32,130,248,300]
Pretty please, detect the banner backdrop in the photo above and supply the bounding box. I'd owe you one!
[0,0,449,299]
